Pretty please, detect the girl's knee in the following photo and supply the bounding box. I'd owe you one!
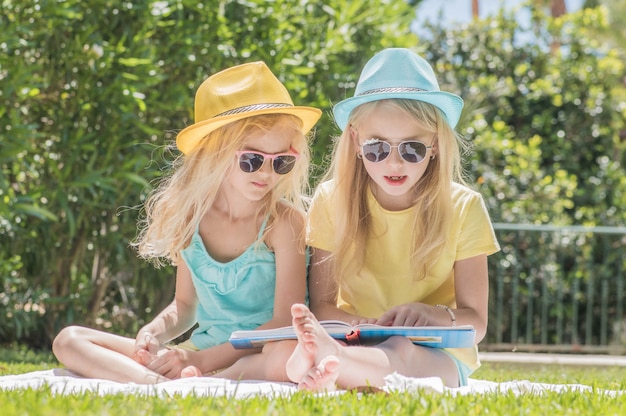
[262,339,297,357]
[52,326,78,357]
[380,336,417,363]
[381,337,460,386]
[52,326,92,356]
[260,340,297,381]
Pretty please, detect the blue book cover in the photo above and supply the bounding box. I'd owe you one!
[229,321,475,349]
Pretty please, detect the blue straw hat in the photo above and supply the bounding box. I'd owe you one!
[333,48,464,130]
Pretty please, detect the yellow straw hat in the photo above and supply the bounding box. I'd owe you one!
[176,61,322,154]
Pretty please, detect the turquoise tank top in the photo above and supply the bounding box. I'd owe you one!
[180,216,277,349]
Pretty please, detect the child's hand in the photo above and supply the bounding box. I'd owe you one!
[133,331,159,365]
[145,348,195,380]
[375,303,432,327]
[350,317,378,326]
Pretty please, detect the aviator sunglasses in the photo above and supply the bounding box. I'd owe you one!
[360,138,433,164]
[236,148,300,175]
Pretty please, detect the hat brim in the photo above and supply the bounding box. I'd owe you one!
[176,106,322,154]
[333,91,464,131]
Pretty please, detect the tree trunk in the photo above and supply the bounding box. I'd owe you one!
[551,0,566,17]
[550,0,567,53]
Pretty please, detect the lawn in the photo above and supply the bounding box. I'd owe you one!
[1,346,624,415]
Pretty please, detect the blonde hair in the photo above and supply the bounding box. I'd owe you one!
[322,99,467,282]
[134,114,310,266]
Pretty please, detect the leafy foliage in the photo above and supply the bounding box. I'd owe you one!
[1,1,624,349]
[423,5,625,226]
[418,4,625,349]
[0,0,416,346]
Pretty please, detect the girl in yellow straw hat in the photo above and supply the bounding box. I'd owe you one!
[52,61,321,383]
[285,48,500,391]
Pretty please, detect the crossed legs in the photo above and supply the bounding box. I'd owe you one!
[52,326,167,384]
[181,303,461,390]
[285,303,460,391]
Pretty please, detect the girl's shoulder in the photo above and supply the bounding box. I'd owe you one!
[315,179,335,193]
[451,182,491,217]
[310,179,336,202]
[451,181,483,201]
[265,200,306,250]
[273,199,306,229]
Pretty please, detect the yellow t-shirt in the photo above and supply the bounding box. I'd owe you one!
[306,180,500,369]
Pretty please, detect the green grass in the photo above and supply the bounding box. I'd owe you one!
[1,346,625,415]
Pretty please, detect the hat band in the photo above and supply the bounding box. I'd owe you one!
[357,87,426,96]
[216,103,293,117]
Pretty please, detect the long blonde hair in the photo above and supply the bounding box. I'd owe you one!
[322,99,467,282]
[134,114,310,266]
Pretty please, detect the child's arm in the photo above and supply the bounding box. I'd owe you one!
[133,262,198,363]
[141,261,260,378]
[452,254,489,342]
[374,254,489,340]
[147,339,257,379]
[307,247,364,324]
[146,204,310,378]
[260,203,308,329]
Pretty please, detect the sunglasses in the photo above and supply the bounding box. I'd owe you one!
[235,149,300,175]
[360,139,433,164]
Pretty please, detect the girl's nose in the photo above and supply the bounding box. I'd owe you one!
[387,146,404,166]
[258,158,274,175]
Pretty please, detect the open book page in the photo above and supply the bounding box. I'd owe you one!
[229,321,475,349]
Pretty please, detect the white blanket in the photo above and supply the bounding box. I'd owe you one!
[0,369,623,397]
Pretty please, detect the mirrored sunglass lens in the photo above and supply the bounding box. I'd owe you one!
[273,155,297,174]
[239,153,264,173]
[362,142,391,163]
[399,141,427,163]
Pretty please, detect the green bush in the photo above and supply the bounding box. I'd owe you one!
[1,1,624,349]
[0,0,416,346]
[420,4,625,348]
[423,5,625,226]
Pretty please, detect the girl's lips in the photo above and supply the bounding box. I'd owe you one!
[384,175,407,186]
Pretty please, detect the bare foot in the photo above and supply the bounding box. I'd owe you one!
[298,355,340,392]
[285,303,339,383]
[180,365,203,378]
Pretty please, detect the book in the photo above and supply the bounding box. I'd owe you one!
[229,320,475,349]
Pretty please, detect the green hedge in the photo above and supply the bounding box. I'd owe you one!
[0,0,416,346]
[1,1,624,348]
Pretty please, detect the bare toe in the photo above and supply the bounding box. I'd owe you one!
[180,366,203,378]
[298,355,340,393]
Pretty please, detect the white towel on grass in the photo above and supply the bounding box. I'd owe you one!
[0,369,297,398]
[384,373,624,397]
[0,369,623,397]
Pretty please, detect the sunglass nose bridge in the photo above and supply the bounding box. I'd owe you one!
[360,140,431,164]
[236,150,298,175]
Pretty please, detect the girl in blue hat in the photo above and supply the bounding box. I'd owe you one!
[52,62,321,383]
[285,48,500,391]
